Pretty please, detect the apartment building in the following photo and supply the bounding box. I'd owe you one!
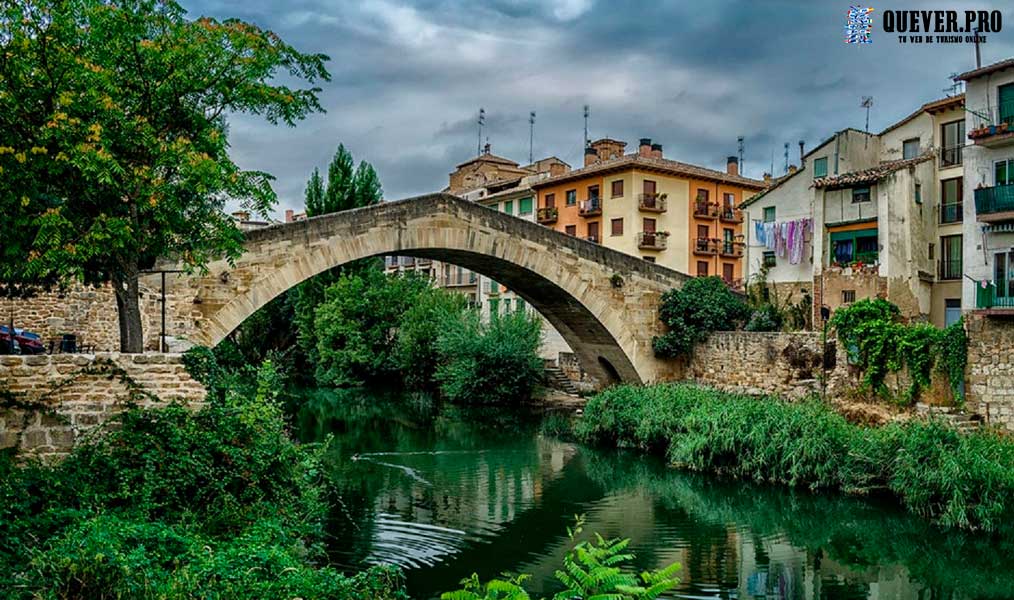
[742,94,966,328]
[531,138,766,284]
[957,59,1014,317]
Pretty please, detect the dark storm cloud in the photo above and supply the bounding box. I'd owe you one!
[181,0,1014,218]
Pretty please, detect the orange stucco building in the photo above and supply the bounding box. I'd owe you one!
[532,138,766,283]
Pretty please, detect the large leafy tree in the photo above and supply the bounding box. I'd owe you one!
[0,0,330,351]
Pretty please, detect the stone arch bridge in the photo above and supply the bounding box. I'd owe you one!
[149,193,689,384]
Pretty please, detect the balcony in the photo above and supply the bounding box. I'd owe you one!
[537,206,558,224]
[975,281,1014,313]
[637,231,668,250]
[638,193,667,213]
[444,271,478,287]
[719,207,744,223]
[579,198,602,217]
[938,258,962,280]
[693,201,719,219]
[973,185,1014,222]
[939,202,962,224]
[693,238,718,255]
[967,102,1014,147]
[719,240,745,258]
[939,145,963,168]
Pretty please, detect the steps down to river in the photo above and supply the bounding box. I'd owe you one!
[915,404,983,433]
[543,367,580,397]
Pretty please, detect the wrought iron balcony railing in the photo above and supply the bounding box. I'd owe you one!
[637,231,668,250]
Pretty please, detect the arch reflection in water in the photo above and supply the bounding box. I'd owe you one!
[296,389,1014,600]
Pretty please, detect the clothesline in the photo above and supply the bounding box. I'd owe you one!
[752,219,812,265]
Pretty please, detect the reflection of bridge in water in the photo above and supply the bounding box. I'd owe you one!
[151,193,690,385]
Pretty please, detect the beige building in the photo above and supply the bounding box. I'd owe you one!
[742,94,966,328]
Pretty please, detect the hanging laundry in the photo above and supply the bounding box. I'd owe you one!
[786,220,797,264]
[754,220,765,246]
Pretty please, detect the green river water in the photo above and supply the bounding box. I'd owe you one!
[293,389,1014,600]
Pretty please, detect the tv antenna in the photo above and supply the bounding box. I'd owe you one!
[861,96,874,133]
[583,104,590,148]
[477,107,485,156]
[737,136,745,176]
[529,111,536,164]
[944,73,964,96]
[783,142,789,174]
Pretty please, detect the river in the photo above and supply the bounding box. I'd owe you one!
[293,389,1014,600]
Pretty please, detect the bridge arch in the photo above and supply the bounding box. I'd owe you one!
[156,193,688,384]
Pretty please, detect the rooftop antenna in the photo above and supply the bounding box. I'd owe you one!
[769,148,774,177]
[783,142,789,174]
[477,107,485,156]
[529,111,536,164]
[737,136,745,177]
[944,73,964,96]
[861,96,874,133]
[583,104,590,148]
[974,27,982,68]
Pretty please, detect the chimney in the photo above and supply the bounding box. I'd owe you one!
[726,156,739,176]
[650,143,663,159]
[798,140,805,165]
[763,172,772,184]
[638,138,652,158]
[788,165,798,174]
[483,142,491,155]
[584,146,599,167]
[285,209,294,223]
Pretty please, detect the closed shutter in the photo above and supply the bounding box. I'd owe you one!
[1001,83,1014,125]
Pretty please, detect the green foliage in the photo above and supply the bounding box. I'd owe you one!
[0,359,406,599]
[652,276,749,358]
[314,269,432,387]
[395,288,469,389]
[575,383,1014,532]
[744,303,782,332]
[442,515,679,600]
[0,0,329,349]
[435,309,544,405]
[830,299,968,403]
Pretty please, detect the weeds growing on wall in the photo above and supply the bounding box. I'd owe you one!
[829,298,967,403]
[652,276,750,358]
[574,383,1014,533]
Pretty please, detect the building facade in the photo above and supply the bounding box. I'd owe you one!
[531,138,766,284]
[957,59,1014,318]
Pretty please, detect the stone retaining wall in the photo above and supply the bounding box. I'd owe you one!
[684,331,826,399]
[965,314,1014,430]
[0,353,205,460]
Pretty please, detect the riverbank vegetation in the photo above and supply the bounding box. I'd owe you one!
[0,360,405,599]
[574,383,1014,533]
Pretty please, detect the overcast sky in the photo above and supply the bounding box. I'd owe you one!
[183,0,1014,219]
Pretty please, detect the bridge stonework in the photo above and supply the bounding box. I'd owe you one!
[152,193,690,384]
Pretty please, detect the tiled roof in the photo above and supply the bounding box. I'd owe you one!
[454,152,522,169]
[530,153,766,190]
[812,153,934,189]
[481,184,534,202]
[879,94,965,135]
[739,168,805,208]
[955,58,1014,81]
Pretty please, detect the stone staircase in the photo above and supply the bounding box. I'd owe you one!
[544,366,580,397]
[915,404,983,433]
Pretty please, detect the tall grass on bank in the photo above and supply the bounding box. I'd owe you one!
[574,384,1014,533]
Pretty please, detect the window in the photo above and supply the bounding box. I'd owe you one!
[944,298,961,327]
[643,256,656,263]
[842,290,856,304]
[643,180,657,195]
[545,193,556,208]
[489,298,499,316]
[999,83,1014,126]
[697,224,709,239]
[915,183,922,205]
[587,185,600,200]
[697,261,709,276]
[696,188,709,202]
[723,192,736,210]
[644,218,656,233]
[503,298,512,313]
[852,186,871,203]
[587,221,599,241]
[519,197,533,215]
[566,189,576,205]
[813,157,828,178]
[611,218,623,236]
[940,235,962,280]
[611,180,624,197]
[722,263,734,283]
[565,224,576,236]
[516,299,526,314]
[763,206,776,223]
[830,228,878,265]
[902,138,920,160]
[941,177,962,223]
[996,250,1014,300]
[940,120,964,166]
[503,200,513,214]
[763,251,776,267]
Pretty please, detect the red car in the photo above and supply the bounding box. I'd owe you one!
[0,326,46,355]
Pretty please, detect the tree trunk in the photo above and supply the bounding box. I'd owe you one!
[113,264,144,353]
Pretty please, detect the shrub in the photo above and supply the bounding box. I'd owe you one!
[395,288,469,390]
[744,303,782,332]
[435,309,543,405]
[652,276,749,358]
[575,383,1014,533]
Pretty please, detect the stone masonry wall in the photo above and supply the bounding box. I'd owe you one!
[0,353,205,460]
[965,314,1014,430]
[685,331,826,399]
